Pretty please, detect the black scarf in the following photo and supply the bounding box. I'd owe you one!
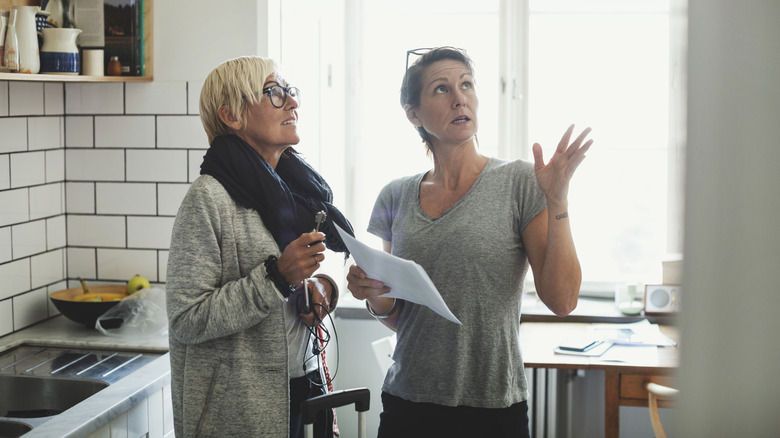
[200,134,354,255]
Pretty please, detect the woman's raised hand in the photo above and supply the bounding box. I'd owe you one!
[531,124,593,203]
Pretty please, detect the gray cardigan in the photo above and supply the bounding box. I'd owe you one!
[167,174,292,437]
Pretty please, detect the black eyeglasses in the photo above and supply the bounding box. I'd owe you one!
[261,85,301,108]
[405,46,467,71]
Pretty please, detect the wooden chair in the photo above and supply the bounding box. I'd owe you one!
[646,382,679,438]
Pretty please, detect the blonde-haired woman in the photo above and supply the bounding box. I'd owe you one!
[167,56,352,438]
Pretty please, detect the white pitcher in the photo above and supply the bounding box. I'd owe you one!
[3,9,20,72]
[40,28,81,74]
[11,5,40,74]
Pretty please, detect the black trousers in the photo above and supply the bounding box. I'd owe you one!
[377,392,530,438]
[289,371,334,438]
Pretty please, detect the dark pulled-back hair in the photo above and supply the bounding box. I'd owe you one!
[400,47,475,150]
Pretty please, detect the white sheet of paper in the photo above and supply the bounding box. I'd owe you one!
[595,344,660,366]
[335,224,461,324]
[591,320,676,346]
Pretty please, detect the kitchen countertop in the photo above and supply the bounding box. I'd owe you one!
[0,316,170,437]
[335,294,676,325]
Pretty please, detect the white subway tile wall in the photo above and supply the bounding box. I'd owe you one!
[0,188,29,226]
[0,154,9,190]
[158,251,169,287]
[187,82,203,115]
[46,149,66,182]
[95,115,156,148]
[0,258,31,301]
[96,182,157,215]
[188,149,205,182]
[157,115,209,149]
[66,182,96,213]
[31,249,65,289]
[9,82,45,116]
[126,149,188,182]
[13,288,48,330]
[11,151,46,188]
[157,184,190,216]
[97,248,158,282]
[126,82,187,114]
[65,116,95,147]
[0,80,205,336]
[0,299,12,337]
[128,217,176,249]
[66,149,126,181]
[0,227,10,263]
[64,83,124,114]
[44,83,65,115]
[0,117,28,153]
[46,215,67,250]
[67,247,97,279]
[0,82,8,117]
[68,215,127,247]
[30,183,64,220]
[11,220,47,258]
[29,117,63,150]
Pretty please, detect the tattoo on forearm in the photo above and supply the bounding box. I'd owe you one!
[555,211,569,220]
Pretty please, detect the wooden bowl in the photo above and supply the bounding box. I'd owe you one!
[50,285,128,327]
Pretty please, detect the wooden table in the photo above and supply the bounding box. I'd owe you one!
[519,322,679,438]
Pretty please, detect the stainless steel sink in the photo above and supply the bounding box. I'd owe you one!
[0,375,108,419]
[0,344,165,435]
[0,419,32,438]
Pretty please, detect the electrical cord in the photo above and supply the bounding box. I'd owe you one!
[302,301,339,387]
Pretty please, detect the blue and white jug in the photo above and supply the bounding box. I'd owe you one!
[40,27,81,74]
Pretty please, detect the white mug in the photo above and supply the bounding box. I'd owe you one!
[82,48,104,76]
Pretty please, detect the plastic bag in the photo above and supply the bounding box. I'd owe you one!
[95,287,168,340]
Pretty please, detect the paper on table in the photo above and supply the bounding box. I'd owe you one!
[596,344,660,365]
[335,224,461,324]
[592,320,676,347]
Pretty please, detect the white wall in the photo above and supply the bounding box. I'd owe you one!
[153,0,279,81]
[678,0,780,435]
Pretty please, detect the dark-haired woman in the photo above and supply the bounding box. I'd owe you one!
[347,47,593,437]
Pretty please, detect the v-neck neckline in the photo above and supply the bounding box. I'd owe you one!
[415,157,494,220]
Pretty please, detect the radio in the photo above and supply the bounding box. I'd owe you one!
[644,285,681,314]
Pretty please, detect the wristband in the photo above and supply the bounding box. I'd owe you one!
[264,255,297,298]
[366,298,398,319]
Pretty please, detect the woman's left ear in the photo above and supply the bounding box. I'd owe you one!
[404,104,422,128]
[218,105,242,131]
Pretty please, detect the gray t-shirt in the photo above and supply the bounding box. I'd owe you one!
[368,157,546,408]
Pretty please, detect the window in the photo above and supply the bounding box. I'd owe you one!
[282,0,680,295]
[525,0,675,290]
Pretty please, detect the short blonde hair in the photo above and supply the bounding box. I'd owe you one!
[199,56,279,145]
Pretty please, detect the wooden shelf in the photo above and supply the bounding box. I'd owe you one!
[1,0,153,83]
[0,72,152,82]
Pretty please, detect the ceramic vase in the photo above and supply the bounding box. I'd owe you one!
[0,13,7,67]
[40,27,81,74]
[12,5,40,74]
[3,9,19,72]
